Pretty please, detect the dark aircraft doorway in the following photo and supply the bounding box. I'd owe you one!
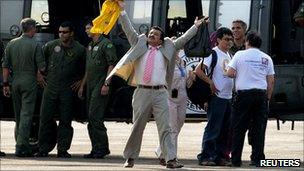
[271,0,304,65]
[165,0,204,37]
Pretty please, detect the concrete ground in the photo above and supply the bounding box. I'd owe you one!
[0,120,303,170]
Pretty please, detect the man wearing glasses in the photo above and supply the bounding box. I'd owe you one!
[195,27,234,166]
[35,21,86,158]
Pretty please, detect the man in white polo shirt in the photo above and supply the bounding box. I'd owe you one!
[226,31,275,167]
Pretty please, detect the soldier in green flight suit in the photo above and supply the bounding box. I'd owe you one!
[230,20,247,55]
[78,21,117,158]
[35,21,86,158]
[2,18,46,157]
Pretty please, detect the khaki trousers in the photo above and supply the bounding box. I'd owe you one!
[123,88,176,162]
[155,90,187,159]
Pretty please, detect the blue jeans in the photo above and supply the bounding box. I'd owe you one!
[198,96,231,163]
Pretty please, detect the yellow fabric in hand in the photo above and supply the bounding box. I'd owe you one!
[90,0,122,35]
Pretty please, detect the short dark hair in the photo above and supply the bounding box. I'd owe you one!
[150,26,165,41]
[232,19,247,30]
[216,27,233,39]
[84,19,93,27]
[246,31,262,48]
[20,18,36,33]
[60,21,75,32]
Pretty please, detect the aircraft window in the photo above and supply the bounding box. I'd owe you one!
[168,1,187,18]
[129,0,152,25]
[201,0,210,17]
[166,0,187,37]
[31,0,49,25]
[166,0,209,37]
[0,0,24,37]
[216,0,251,29]
[271,0,304,64]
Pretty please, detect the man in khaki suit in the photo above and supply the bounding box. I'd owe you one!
[106,2,207,168]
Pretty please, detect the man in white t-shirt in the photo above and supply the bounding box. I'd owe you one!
[195,27,234,166]
[226,31,275,167]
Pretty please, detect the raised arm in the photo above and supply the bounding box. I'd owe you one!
[118,1,139,46]
[174,17,208,49]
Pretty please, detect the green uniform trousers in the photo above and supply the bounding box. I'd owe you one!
[12,76,37,153]
[38,88,74,153]
[87,83,109,153]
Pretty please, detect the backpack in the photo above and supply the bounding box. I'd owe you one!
[186,50,217,108]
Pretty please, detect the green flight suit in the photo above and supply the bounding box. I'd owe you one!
[0,39,4,58]
[86,36,117,153]
[229,43,245,56]
[0,39,3,113]
[38,39,85,153]
[2,35,45,154]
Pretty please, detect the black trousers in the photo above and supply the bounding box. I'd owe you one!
[231,89,268,165]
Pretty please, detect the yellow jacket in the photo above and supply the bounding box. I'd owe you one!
[90,0,121,35]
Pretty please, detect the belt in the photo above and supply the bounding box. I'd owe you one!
[137,85,166,90]
[237,89,266,94]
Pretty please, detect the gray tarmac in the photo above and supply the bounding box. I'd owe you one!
[0,120,303,170]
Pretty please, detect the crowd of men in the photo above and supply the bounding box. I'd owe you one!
[0,2,275,169]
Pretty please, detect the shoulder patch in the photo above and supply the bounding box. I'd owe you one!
[54,45,61,52]
[107,44,113,48]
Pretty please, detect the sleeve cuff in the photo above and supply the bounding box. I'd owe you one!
[120,10,127,16]
[37,63,46,70]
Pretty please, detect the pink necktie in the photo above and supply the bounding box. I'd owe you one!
[143,47,157,84]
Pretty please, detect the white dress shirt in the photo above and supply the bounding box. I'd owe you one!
[134,46,167,85]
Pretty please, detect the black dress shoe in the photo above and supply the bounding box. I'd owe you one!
[57,151,71,158]
[15,151,33,157]
[123,158,134,168]
[199,158,216,166]
[83,150,110,159]
[216,158,231,166]
[158,158,166,166]
[231,162,241,167]
[0,151,6,156]
[249,160,260,166]
[34,151,48,157]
